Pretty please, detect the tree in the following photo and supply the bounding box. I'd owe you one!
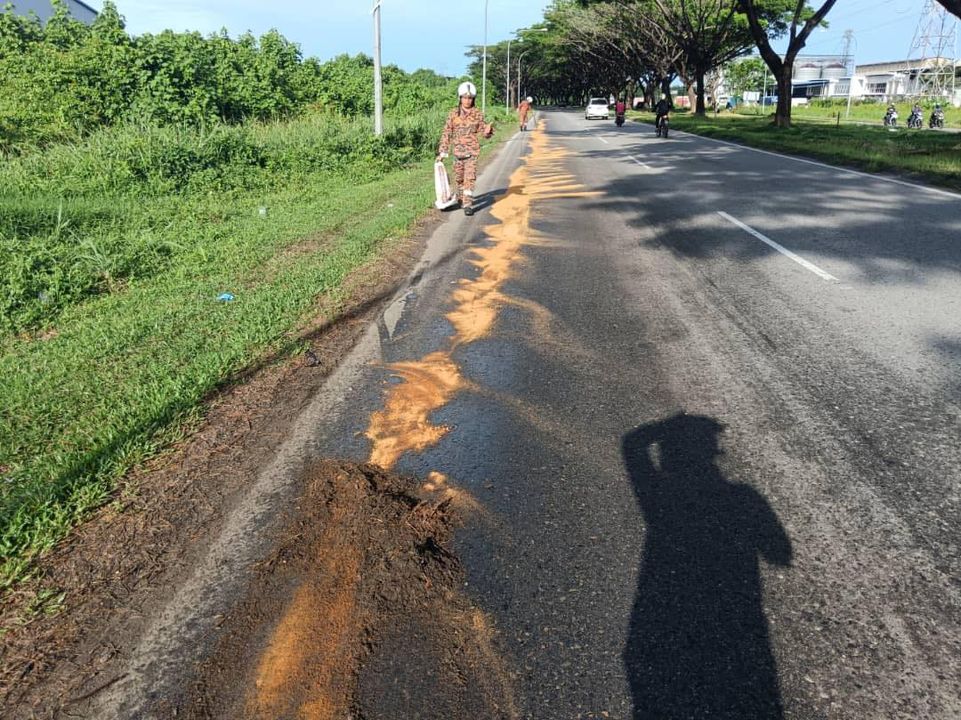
[724,56,766,97]
[650,0,755,114]
[736,0,839,127]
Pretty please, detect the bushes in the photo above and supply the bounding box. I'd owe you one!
[0,109,451,335]
[0,2,461,152]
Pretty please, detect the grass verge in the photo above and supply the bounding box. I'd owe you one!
[0,110,512,589]
[641,111,961,192]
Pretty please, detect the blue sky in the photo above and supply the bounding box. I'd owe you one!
[85,1,952,73]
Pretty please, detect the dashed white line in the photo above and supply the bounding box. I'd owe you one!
[717,211,838,282]
[598,136,610,144]
[629,155,650,169]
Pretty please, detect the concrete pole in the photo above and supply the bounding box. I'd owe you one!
[373,0,383,136]
[517,51,530,108]
[482,0,489,115]
[506,38,512,114]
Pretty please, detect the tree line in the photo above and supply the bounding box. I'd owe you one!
[0,0,457,152]
[470,0,857,128]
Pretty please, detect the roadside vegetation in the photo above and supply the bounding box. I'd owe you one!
[0,2,510,587]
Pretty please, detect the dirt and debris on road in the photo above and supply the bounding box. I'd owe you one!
[183,461,516,720]
[0,228,434,719]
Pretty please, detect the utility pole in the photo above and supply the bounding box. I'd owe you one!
[762,66,768,113]
[482,0,489,115]
[842,30,856,119]
[517,50,531,109]
[373,0,383,136]
[506,38,513,114]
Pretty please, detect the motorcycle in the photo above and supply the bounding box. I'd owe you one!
[615,112,625,127]
[655,113,669,138]
[883,107,898,127]
[907,108,923,129]
[930,109,945,129]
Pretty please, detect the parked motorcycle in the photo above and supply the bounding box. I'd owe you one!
[907,108,923,129]
[930,107,945,129]
[883,106,898,127]
[655,113,669,138]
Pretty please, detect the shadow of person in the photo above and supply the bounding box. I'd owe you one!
[621,414,793,719]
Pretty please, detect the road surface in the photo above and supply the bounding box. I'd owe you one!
[94,109,961,719]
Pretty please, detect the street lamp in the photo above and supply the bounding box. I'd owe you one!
[373,0,383,135]
[517,49,531,106]
[482,0,489,115]
[514,28,548,108]
[506,37,522,113]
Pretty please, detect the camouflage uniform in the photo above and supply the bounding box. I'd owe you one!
[438,106,491,209]
[518,100,531,131]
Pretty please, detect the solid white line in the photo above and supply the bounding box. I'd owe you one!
[598,136,609,144]
[717,211,839,282]
[671,127,961,201]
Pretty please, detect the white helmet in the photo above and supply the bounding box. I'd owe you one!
[526,96,533,102]
[458,81,477,98]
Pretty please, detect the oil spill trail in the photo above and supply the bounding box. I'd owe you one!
[189,122,597,720]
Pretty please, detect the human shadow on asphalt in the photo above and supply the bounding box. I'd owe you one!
[621,414,792,720]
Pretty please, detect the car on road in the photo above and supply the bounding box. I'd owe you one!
[585,97,610,120]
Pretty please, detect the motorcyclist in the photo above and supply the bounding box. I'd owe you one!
[615,97,626,125]
[884,104,898,126]
[907,103,923,128]
[930,103,945,128]
[654,95,672,130]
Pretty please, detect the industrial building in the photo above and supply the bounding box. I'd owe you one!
[791,55,961,105]
[5,0,98,24]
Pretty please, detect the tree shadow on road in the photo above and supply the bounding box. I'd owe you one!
[622,414,793,719]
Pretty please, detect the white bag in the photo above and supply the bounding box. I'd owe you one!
[434,160,459,210]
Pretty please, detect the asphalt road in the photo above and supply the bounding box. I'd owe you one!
[93,109,961,719]
[345,109,961,719]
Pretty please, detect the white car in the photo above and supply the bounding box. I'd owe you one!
[585,97,610,120]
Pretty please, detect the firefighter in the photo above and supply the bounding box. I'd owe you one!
[518,96,532,131]
[437,81,494,216]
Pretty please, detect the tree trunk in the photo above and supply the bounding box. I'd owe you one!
[686,81,697,112]
[695,70,706,115]
[775,66,793,128]
[661,76,673,104]
[644,79,655,109]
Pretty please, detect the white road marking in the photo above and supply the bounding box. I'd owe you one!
[717,211,839,282]
[669,127,961,201]
[629,155,650,169]
[598,136,609,144]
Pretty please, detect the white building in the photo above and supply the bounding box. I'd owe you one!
[6,0,99,24]
[791,56,961,106]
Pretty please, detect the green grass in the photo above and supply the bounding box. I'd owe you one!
[733,99,961,127]
[636,111,961,191]
[0,108,513,589]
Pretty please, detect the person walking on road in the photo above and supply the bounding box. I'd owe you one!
[437,81,494,216]
[518,96,532,131]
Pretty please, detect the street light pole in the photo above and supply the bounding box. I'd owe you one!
[373,0,383,136]
[482,0,489,115]
[506,38,515,114]
[514,29,547,107]
[517,50,531,106]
